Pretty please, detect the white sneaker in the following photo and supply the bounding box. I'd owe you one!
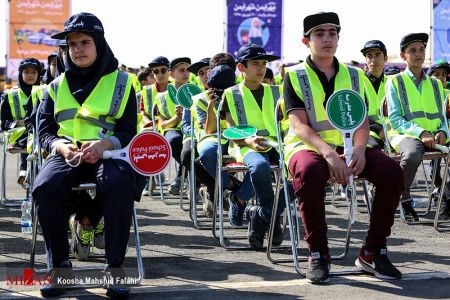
[69,215,91,260]
[199,186,213,218]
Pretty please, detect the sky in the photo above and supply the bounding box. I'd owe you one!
[0,0,433,70]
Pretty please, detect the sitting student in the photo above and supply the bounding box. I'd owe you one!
[1,58,42,186]
[156,57,191,195]
[222,44,284,249]
[387,33,447,222]
[284,12,403,283]
[360,40,389,150]
[194,53,241,217]
[32,12,144,298]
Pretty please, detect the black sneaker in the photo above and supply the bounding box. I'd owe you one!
[355,247,402,279]
[104,266,130,299]
[271,216,283,246]
[437,196,450,220]
[246,206,269,250]
[40,263,75,297]
[401,200,419,221]
[227,191,246,227]
[306,251,331,284]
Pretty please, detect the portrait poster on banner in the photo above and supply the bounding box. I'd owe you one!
[226,0,283,59]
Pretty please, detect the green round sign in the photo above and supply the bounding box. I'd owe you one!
[177,83,202,109]
[167,84,179,105]
[326,89,366,131]
[223,125,257,140]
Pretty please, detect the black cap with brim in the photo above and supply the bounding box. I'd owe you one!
[236,44,280,63]
[207,65,236,90]
[51,12,104,40]
[427,60,450,76]
[19,58,43,71]
[187,58,210,75]
[169,57,191,70]
[400,33,428,52]
[361,40,387,56]
[48,51,59,62]
[148,56,169,69]
[303,12,340,36]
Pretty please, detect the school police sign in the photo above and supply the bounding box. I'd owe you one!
[326,89,366,132]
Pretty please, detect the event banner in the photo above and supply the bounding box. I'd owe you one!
[433,0,450,62]
[226,0,283,59]
[7,0,71,79]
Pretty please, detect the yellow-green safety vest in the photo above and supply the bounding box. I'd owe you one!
[364,74,387,141]
[49,70,132,143]
[31,85,49,106]
[192,91,228,149]
[283,63,365,166]
[388,73,445,151]
[155,90,181,133]
[225,82,281,162]
[7,88,27,120]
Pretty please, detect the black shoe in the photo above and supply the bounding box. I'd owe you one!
[355,247,402,279]
[227,191,246,227]
[271,216,283,246]
[246,206,269,250]
[104,266,130,299]
[306,251,331,284]
[401,200,419,221]
[437,196,450,220]
[40,263,75,297]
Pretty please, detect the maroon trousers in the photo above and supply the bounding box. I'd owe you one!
[288,147,403,254]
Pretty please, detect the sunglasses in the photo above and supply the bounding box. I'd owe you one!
[152,68,168,75]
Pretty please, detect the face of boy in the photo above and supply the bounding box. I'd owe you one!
[152,66,169,84]
[239,59,267,82]
[49,57,57,78]
[22,67,39,85]
[302,24,339,59]
[198,66,210,88]
[400,41,425,68]
[170,63,190,85]
[364,49,387,74]
[431,68,448,86]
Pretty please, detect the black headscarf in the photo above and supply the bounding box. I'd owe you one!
[55,51,65,77]
[64,31,118,103]
[18,68,40,97]
[42,51,58,84]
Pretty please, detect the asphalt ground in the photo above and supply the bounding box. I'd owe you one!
[0,151,449,299]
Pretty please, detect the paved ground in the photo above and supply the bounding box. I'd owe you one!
[0,151,450,299]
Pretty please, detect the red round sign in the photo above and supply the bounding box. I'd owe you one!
[128,131,172,176]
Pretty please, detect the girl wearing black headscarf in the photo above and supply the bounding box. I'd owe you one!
[0,57,42,184]
[32,12,143,299]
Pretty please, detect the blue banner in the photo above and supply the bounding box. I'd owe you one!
[226,0,283,59]
[433,0,450,61]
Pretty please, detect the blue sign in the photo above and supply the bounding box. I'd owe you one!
[433,0,450,61]
[227,0,283,59]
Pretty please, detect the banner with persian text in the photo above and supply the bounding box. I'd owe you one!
[226,0,283,59]
[7,0,71,79]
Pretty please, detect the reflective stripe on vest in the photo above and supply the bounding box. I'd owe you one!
[230,84,279,137]
[54,73,127,132]
[295,65,360,133]
[160,93,170,118]
[11,89,23,119]
[396,75,443,121]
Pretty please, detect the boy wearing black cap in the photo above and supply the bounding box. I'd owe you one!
[222,44,284,249]
[283,12,402,283]
[361,40,389,150]
[387,33,447,222]
[187,58,210,90]
[1,57,42,185]
[156,57,191,195]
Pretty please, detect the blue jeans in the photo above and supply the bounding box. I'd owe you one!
[198,141,253,201]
